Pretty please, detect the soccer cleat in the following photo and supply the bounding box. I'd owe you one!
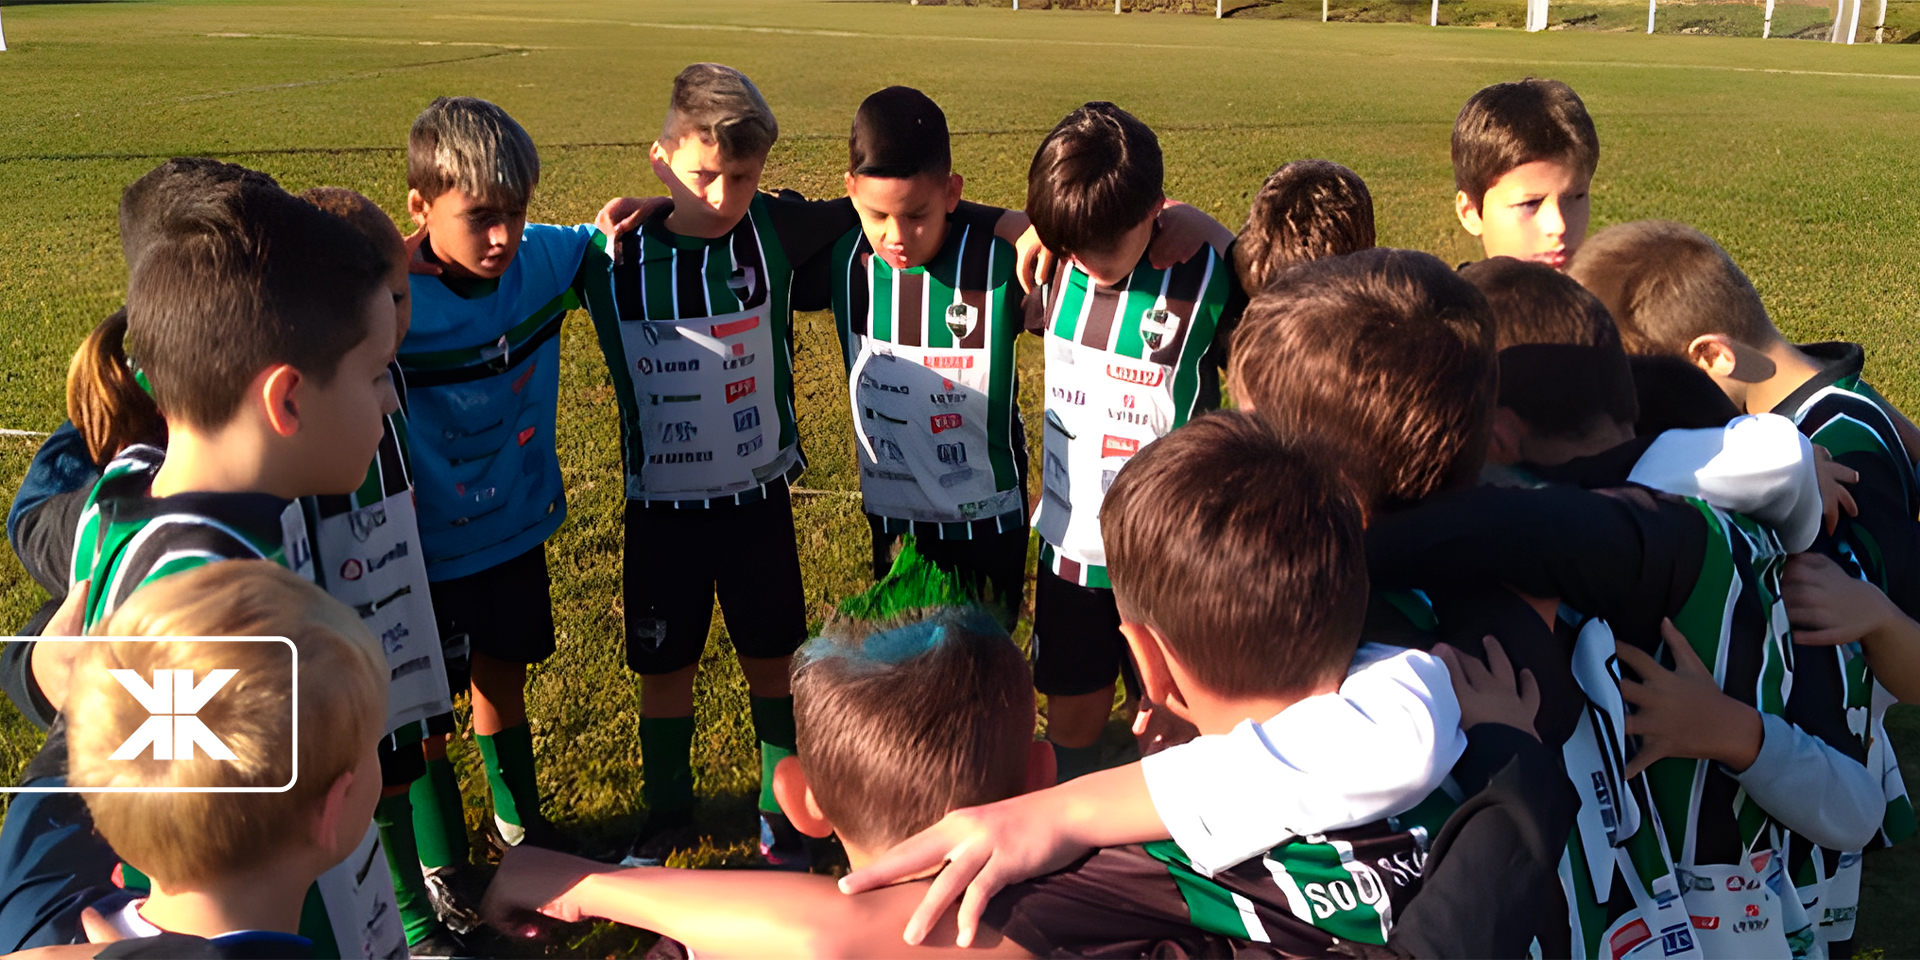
[420,864,486,935]
[620,809,697,867]
[492,814,525,849]
[407,922,488,959]
[487,813,579,857]
[759,810,809,871]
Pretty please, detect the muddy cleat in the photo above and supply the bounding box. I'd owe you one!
[420,864,486,935]
[621,809,698,867]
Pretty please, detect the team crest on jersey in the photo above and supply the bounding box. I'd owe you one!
[728,266,758,300]
[1139,307,1182,350]
[944,303,979,340]
[348,504,387,543]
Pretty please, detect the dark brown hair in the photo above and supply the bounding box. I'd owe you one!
[124,176,390,429]
[1101,410,1367,698]
[408,96,539,210]
[1234,160,1375,293]
[792,608,1032,851]
[1229,248,1495,511]
[301,188,406,267]
[848,86,950,179]
[1462,256,1637,437]
[119,158,280,271]
[661,63,779,163]
[1568,219,1775,358]
[1026,102,1163,257]
[1452,78,1599,210]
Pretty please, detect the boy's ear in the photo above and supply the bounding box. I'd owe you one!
[311,767,356,861]
[1454,191,1484,237]
[945,172,964,213]
[1119,621,1185,717]
[1024,739,1058,792]
[258,364,303,438]
[1685,334,1774,383]
[1487,406,1526,466]
[771,755,835,839]
[405,189,429,229]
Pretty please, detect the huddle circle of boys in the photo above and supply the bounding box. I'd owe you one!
[0,57,1916,960]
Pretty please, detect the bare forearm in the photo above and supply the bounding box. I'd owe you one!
[1053,761,1164,847]
[1861,614,1920,703]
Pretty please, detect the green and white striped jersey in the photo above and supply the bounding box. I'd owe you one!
[829,204,1026,538]
[1033,244,1234,587]
[71,444,313,632]
[579,193,856,509]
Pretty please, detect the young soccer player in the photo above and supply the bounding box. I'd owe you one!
[844,412,1576,957]
[400,95,604,861]
[1023,101,1238,781]
[1232,158,1374,294]
[1247,250,1868,957]
[826,86,1031,620]
[1571,220,1919,949]
[1451,78,1598,270]
[60,561,390,956]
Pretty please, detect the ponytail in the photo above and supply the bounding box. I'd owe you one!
[67,308,166,465]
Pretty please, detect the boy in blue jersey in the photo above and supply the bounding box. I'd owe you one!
[398,96,594,862]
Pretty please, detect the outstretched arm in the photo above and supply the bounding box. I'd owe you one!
[482,846,1030,959]
[1785,552,1920,703]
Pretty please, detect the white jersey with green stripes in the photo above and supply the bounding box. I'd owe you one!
[830,208,1025,535]
[1033,245,1232,587]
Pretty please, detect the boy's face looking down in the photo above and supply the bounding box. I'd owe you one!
[407,186,526,280]
[1068,203,1163,289]
[1456,158,1590,270]
[846,170,962,270]
[652,133,765,240]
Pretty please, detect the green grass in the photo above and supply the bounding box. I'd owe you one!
[3,0,1920,954]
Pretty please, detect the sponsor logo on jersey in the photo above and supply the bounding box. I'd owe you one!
[937,442,968,465]
[340,541,409,581]
[930,414,963,434]
[931,392,967,405]
[866,408,910,425]
[517,426,537,446]
[728,266,758,299]
[863,466,916,483]
[107,668,241,762]
[1731,918,1770,934]
[1748,851,1772,873]
[1724,876,1760,891]
[1050,386,1087,406]
[938,468,976,488]
[1301,863,1387,920]
[649,451,715,464]
[944,303,979,339]
[638,357,700,375]
[1592,772,1620,843]
[725,378,757,404]
[711,315,761,339]
[1100,435,1140,459]
[1106,363,1164,387]
[1825,906,1858,924]
[737,435,764,458]
[1139,307,1182,350]
[347,504,387,543]
[511,359,538,395]
[869,436,906,462]
[379,621,410,655]
[734,408,761,432]
[925,354,974,370]
[660,421,699,444]
[1106,407,1150,425]
[1658,922,1695,955]
[1609,919,1652,960]
[723,352,756,370]
[649,393,701,405]
[860,374,909,395]
[287,536,312,573]
[1690,916,1719,931]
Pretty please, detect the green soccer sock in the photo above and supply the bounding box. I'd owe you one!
[475,723,540,829]
[1052,741,1106,784]
[750,695,797,815]
[410,757,469,869]
[374,792,438,945]
[640,715,697,816]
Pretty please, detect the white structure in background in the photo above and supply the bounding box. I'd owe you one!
[1430,0,1439,26]
[1,7,8,51]
[1526,0,1549,31]
[1647,0,1657,32]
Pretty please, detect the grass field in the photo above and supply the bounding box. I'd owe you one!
[3,0,1920,955]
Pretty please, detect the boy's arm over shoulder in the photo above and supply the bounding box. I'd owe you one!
[1140,644,1465,875]
[1627,413,1823,552]
[765,191,858,314]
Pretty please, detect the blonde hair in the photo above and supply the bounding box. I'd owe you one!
[66,561,386,887]
[407,96,539,210]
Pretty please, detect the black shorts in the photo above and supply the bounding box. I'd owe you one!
[867,518,1031,623]
[377,737,427,788]
[1031,564,1127,697]
[427,544,556,671]
[622,484,807,676]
